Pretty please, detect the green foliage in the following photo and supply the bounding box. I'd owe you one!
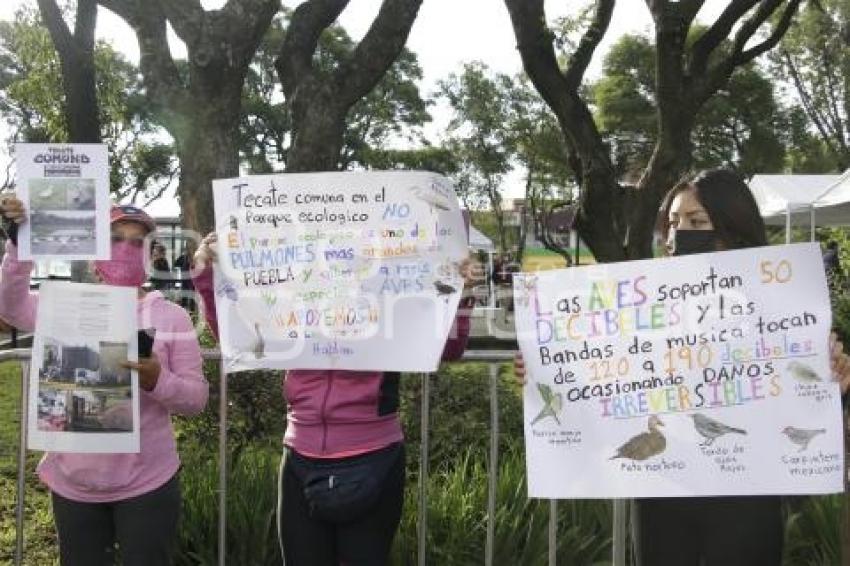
[392,444,613,566]
[771,0,850,171]
[240,14,430,174]
[783,495,843,566]
[591,32,788,178]
[0,362,57,566]
[177,446,282,566]
[0,6,177,203]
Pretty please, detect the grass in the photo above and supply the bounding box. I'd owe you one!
[0,361,57,566]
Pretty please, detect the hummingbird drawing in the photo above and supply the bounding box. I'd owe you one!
[531,383,562,426]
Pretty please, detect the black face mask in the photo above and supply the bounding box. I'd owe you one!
[670,230,718,256]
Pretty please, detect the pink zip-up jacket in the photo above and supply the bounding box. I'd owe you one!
[0,241,208,502]
[193,265,473,456]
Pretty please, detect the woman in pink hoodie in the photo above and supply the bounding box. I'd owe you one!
[192,231,476,566]
[0,198,208,566]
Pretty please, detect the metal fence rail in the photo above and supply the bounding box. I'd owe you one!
[2,348,626,566]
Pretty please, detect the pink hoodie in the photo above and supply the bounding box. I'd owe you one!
[193,265,472,457]
[0,241,208,503]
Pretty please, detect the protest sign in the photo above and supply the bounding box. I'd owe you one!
[15,143,110,260]
[515,244,843,498]
[212,171,468,372]
[29,282,139,453]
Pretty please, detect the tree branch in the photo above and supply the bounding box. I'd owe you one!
[690,0,759,74]
[733,0,801,66]
[158,0,205,48]
[36,0,73,55]
[98,0,186,122]
[275,0,349,99]
[563,0,614,90]
[335,0,423,109]
[74,0,98,53]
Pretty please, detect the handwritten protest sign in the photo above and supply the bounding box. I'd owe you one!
[515,244,843,498]
[15,143,110,260]
[212,171,468,372]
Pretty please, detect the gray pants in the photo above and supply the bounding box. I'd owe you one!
[51,474,181,566]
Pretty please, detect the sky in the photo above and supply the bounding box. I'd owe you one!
[0,0,728,216]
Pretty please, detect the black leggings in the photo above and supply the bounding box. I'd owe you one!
[51,474,181,566]
[632,496,783,566]
[277,444,405,566]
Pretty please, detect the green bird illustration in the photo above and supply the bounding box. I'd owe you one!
[531,383,562,426]
[787,361,822,383]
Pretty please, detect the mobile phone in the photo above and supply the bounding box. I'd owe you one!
[138,328,156,358]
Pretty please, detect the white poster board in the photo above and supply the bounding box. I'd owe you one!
[15,143,110,260]
[212,171,468,372]
[515,243,843,498]
[28,282,139,453]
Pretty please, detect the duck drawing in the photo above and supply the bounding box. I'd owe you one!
[611,415,666,461]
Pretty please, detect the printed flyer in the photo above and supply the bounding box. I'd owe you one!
[15,143,111,260]
[212,171,468,372]
[28,282,139,453]
[515,243,842,498]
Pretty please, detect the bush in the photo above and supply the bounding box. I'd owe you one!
[177,446,282,566]
[391,443,613,565]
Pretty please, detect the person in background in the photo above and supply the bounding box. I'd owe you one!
[192,231,479,566]
[823,240,841,277]
[0,197,207,566]
[513,169,850,566]
[150,242,171,292]
[172,243,196,312]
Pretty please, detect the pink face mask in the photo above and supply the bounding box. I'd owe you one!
[94,242,147,287]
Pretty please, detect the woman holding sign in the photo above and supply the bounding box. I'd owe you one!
[193,231,478,566]
[0,198,208,566]
[514,168,850,565]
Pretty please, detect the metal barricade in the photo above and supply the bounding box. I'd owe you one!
[3,348,626,566]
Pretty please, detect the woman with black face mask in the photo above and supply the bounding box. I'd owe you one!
[514,168,850,565]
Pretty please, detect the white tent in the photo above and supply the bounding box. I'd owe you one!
[468,225,495,251]
[750,174,841,241]
[811,169,850,226]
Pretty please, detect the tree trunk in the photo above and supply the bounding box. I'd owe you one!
[626,124,694,259]
[59,52,101,143]
[175,104,241,234]
[286,90,346,172]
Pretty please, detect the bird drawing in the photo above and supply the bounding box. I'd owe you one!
[690,413,747,446]
[434,280,456,296]
[787,361,822,383]
[252,323,266,359]
[411,186,451,212]
[216,280,238,301]
[782,426,826,452]
[611,416,666,461]
[531,383,562,426]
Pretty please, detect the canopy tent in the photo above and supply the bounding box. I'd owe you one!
[468,225,495,251]
[749,174,843,241]
[810,169,850,226]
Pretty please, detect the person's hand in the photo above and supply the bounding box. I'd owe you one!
[122,353,162,392]
[514,351,527,386]
[458,257,482,290]
[830,332,850,394]
[0,195,25,223]
[193,232,218,270]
